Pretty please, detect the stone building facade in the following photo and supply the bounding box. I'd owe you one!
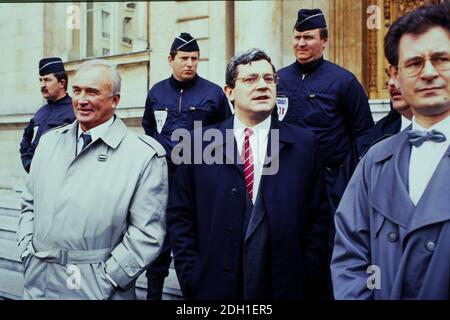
[0,0,442,299]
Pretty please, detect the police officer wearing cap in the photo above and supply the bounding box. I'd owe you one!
[276,9,374,207]
[142,32,232,300]
[20,57,75,173]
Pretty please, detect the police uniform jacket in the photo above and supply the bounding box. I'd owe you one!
[142,74,231,174]
[20,95,75,172]
[276,58,374,167]
[17,117,168,299]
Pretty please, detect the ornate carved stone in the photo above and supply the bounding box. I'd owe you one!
[367,0,378,96]
[385,0,442,29]
[371,0,442,98]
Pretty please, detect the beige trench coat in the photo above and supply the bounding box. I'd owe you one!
[17,116,168,299]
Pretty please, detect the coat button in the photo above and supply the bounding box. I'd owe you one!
[227,226,233,233]
[230,188,237,195]
[387,232,398,242]
[224,266,230,272]
[425,241,436,252]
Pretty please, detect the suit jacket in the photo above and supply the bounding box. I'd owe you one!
[331,129,450,299]
[167,116,331,300]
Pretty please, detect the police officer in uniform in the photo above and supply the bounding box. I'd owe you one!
[330,25,416,212]
[142,32,232,300]
[276,9,374,203]
[20,57,75,173]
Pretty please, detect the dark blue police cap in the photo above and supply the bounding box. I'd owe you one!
[170,33,199,52]
[39,57,65,76]
[294,8,327,32]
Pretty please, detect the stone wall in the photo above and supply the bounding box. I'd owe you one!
[149,1,230,87]
[0,3,46,115]
[0,0,394,300]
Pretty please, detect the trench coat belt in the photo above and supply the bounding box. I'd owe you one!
[28,239,112,266]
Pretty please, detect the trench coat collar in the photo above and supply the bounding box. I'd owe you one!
[93,115,127,149]
[64,115,127,150]
[370,129,414,228]
[59,121,78,158]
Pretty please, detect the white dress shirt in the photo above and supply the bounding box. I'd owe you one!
[234,115,271,203]
[408,115,450,205]
[77,116,114,155]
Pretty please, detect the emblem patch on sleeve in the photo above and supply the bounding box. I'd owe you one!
[154,110,168,134]
[275,96,289,121]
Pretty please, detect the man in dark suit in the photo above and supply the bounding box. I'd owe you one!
[331,3,450,299]
[167,48,331,299]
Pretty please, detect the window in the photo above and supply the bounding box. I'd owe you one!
[122,17,133,45]
[69,2,148,60]
[86,2,95,57]
[126,2,136,10]
[102,10,110,39]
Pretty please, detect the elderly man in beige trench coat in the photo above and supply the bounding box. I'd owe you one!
[17,59,168,299]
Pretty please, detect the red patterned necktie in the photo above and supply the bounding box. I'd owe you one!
[242,128,254,202]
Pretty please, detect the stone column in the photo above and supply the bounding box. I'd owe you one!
[133,2,149,52]
[234,0,283,70]
[328,0,365,90]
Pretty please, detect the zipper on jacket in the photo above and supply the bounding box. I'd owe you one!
[178,89,183,114]
[301,73,306,80]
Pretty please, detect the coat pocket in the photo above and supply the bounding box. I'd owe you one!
[304,92,338,127]
[188,104,213,128]
[93,262,115,300]
[23,252,33,270]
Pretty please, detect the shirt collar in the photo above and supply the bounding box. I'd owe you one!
[77,116,115,141]
[233,114,271,138]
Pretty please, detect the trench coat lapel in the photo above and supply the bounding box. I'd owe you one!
[68,116,128,166]
[96,116,128,149]
[244,184,264,243]
[214,117,244,174]
[405,146,450,238]
[61,121,78,162]
[261,119,289,176]
[370,131,415,229]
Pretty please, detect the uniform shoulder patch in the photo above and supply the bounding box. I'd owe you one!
[138,135,166,158]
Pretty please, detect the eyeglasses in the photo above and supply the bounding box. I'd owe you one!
[235,73,278,85]
[398,53,450,77]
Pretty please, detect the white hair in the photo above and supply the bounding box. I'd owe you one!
[76,59,121,96]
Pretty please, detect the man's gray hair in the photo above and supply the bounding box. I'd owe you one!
[225,48,276,88]
[77,59,121,96]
